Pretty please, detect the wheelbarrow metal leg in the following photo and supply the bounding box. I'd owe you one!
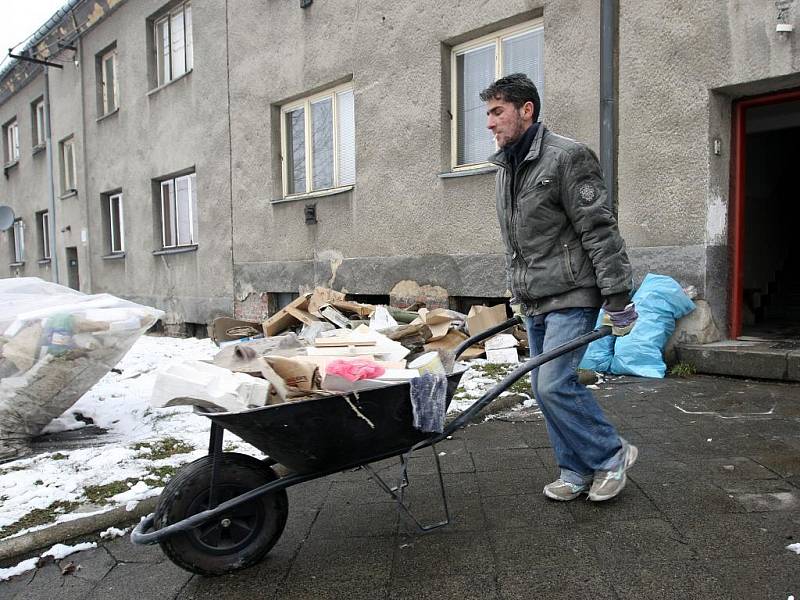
[363,444,451,533]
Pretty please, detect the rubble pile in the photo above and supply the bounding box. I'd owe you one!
[152,287,521,414]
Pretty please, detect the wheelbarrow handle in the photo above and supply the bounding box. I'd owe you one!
[454,315,522,360]
[432,325,612,446]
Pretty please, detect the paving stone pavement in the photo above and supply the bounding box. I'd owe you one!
[2,375,799,599]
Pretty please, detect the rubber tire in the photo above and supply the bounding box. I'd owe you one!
[154,452,288,576]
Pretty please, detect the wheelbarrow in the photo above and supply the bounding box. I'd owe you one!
[131,316,611,576]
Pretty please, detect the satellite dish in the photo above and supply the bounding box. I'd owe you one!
[0,206,14,231]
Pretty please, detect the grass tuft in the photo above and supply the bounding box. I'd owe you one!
[133,437,193,460]
[669,362,696,378]
[0,500,80,539]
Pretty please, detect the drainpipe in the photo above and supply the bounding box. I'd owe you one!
[44,66,60,284]
[600,0,618,211]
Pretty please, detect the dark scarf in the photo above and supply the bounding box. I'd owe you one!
[505,122,539,172]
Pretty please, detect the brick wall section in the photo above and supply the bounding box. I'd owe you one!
[234,292,271,321]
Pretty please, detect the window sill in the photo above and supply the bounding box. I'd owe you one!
[60,189,78,200]
[9,262,24,268]
[37,258,51,265]
[147,69,193,97]
[96,108,120,123]
[438,165,497,179]
[102,252,126,260]
[152,244,197,256]
[32,144,45,156]
[4,160,19,173]
[272,185,354,204]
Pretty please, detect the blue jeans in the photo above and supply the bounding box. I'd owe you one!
[525,308,623,486]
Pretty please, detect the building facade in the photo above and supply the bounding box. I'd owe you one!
[1,0,799,339]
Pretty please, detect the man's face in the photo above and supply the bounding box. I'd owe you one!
[486,97,533,149]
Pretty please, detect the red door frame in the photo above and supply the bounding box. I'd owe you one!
[729,87,800,339]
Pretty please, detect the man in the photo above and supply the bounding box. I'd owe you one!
[482,73,639,502]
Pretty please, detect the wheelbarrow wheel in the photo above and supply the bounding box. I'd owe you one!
[154,452,288,576]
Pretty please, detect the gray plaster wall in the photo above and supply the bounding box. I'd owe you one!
[228,0,602,303]
[0,63,87,288]
[618,0,800,332]
[78,0,233,324]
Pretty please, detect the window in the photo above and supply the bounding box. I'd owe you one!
[107,192,124,253]
[451,20,544,168]
[4,119,19,164]
[99,48,118,115]
[159,172,197,248]
[32,99,45,147]
[10,219,24,264]
[280,83,356,197]
[154,2,193,86]
[60,137,77,193]
[36,210,50,260]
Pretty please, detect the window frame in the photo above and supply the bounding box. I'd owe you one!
[279,82,356,199]
[450,18,544,171]
[108,192,125,253]
[159,172,196,249]
[100,48,119,115]
[4,119,19,164]
[60,137,77,193]
[32,99,45,147]
[37,210,51,260]
[154,1,193,87]
[11,218,24,264]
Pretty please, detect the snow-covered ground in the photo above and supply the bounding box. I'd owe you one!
[0,335,531,543]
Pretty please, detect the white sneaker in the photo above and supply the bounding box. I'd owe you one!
[543,478,590,501]
[587,442,638,502]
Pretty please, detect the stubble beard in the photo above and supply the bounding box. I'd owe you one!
[500,114,528,149]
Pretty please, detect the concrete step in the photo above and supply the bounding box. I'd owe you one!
[677,340,800,382]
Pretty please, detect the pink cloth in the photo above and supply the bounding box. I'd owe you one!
[325,359,385,382]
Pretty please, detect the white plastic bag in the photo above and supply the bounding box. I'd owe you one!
[0,278,164,460]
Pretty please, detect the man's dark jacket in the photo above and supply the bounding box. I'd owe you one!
[488,124,632,315]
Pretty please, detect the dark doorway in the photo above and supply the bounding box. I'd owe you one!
[66,247,79,291]
[738,98,800,339]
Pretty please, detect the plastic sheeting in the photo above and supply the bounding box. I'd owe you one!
[0,278,163,460]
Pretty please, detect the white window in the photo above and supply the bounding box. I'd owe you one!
[155,2,193,87]
[108,192,124,253]
[281,83,356,197]
[160,172,197,248]
[4,120,19,164]
[33,100,45,147]
[10,219,24,263]
[61,137,77,192]
[451,20,544,169]
[37,210,50,260]
[100,49,118,114]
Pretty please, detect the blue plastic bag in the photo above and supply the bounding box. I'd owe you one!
[579,309,615,372]
[610,273,695,378]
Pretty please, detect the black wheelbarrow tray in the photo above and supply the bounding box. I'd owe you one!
[132,316,611,576]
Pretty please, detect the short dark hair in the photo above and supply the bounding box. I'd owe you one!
[480,73,540,122]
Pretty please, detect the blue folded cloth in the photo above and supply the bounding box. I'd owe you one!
[409,373,447,433]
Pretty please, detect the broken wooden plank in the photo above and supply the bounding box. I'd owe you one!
[262,292,312,337]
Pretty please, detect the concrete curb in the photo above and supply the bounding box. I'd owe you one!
[0,497,158,563]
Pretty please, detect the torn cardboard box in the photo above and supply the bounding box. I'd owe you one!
[466,304,508,336]
[210,317,263,346]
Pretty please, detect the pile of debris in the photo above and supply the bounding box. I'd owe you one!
[152,287,526,415]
